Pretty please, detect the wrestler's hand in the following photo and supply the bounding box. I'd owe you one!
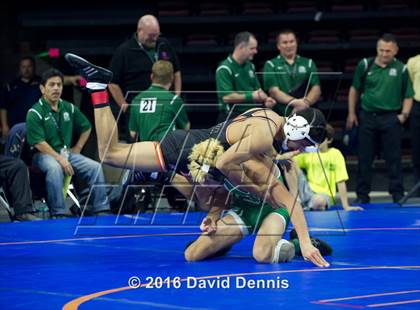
[200,217,217,234]
[275,150,300,171]
[275,150,300,162]
[300,241,330,268]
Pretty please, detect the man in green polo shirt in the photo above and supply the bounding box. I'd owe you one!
[346,33,414,204]
[129,60,190,142]
[263,29,321,116]
[215,31,276,122]
[407,54,420,196]
[26,69,111,218]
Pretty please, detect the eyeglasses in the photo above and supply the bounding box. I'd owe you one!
[148,32,161,39]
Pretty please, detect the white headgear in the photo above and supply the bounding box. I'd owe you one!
[282,114,318,151]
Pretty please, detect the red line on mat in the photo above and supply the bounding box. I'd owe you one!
[0,232,201,246]
[318,289,420,302]
[2,227,419,246]
[312,301,366,308]
[367,299,420,307]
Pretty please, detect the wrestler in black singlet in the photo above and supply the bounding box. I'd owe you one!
[159,108,281,174]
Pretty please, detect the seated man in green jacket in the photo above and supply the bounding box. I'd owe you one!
[26,69,110,218]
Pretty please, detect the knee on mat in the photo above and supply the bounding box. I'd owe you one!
[253,244,273,263]
[184,243,200,262]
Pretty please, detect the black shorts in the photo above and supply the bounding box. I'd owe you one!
[160,129,211,173]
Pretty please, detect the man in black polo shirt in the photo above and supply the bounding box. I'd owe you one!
[346,34,414,204]
[109,14,181,113]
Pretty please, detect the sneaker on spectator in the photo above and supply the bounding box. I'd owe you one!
[392,193,404,203]
[51,214,72,220]
[95,211,113,216]
[15,212,42,221]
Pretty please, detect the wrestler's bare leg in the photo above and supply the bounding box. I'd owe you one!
[185,215,243,262]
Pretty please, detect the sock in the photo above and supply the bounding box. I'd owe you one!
[91,90,109,109]
[290,239,301,256]
[271,239,294,263]
[86,82,107,90]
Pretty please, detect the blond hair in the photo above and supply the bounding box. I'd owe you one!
[152,60,173,85]
[188,138,225,184]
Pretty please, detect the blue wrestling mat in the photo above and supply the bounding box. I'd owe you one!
[0,203,419,309]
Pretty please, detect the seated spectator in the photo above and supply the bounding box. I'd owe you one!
[295,124,363,211]
[26,69,111,218]
[129,60,190,141]
[0,154,41,221]
[1,57,41,142]
[0,56,81,144]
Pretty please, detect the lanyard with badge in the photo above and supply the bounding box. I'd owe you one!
[281,56,299,93]
[48,110,69,158]
[285,61,297,79]
[136,37,158,64]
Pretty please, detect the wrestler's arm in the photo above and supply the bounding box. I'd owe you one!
[216,125,274,197]
[171,174,228,210]
[171,174,229,233]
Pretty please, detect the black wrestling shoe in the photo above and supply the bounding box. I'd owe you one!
[289,228,298,240]
[65,53,113,84]
[289,229,333,256]
[309,237,333,256]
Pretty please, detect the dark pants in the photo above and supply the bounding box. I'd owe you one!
[410,101,420,194]
[0,155,34,215]
[357,110,404,200]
